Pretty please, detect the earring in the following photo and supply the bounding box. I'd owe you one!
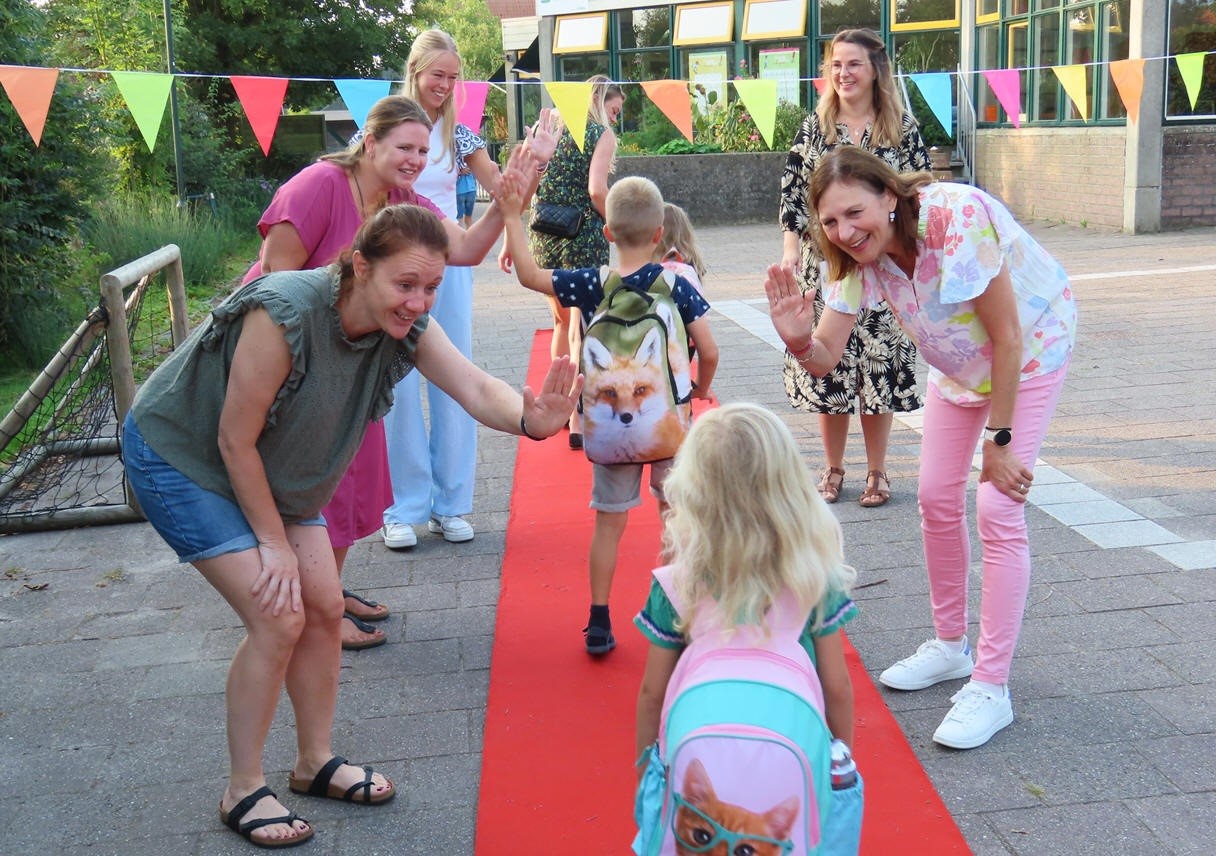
[889,210,896,223]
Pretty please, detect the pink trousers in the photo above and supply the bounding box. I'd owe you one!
[917,363,1068,685]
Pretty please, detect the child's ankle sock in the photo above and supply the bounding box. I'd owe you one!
[589,604,611,630]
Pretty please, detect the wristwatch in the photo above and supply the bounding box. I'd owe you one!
[983,426,1012,447]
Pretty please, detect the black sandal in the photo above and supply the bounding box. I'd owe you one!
[341,614,387,651]
[219,785,313,849]
[289,755,396,805]
[341,589,388,621]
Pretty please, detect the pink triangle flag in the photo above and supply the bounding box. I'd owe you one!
[981,69,1022,129]
[230,75,289,156]
[0,65,59,146]
[455,81,490,133]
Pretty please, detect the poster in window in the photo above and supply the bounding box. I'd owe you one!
[689,50,729,112]
[759,48,801,105]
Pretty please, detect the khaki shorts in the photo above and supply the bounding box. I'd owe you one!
[590,458,673,512]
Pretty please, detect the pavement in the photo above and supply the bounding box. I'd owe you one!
[1,216,1214,856]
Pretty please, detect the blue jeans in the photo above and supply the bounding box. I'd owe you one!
[122,413,323,562]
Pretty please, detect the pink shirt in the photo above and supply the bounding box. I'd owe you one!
[242,161,444,284]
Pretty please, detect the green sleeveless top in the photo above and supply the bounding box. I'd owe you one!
[131,267,427,521]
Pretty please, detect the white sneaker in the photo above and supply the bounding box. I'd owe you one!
[428,515,474,543]
[879,638,974,691]
[933,682,1014,749]
[382,522,417,550]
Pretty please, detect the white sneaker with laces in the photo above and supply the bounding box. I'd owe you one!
[932,681,1014,749]
[879,638,974,691]
[428,515,475,543]
[382,522,418,550]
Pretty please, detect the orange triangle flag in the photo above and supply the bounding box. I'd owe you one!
[230,76,289,156]
[811,78,828,97]
[0,65,59,146]
[640,80,693,142]
[1108,58,1145,125]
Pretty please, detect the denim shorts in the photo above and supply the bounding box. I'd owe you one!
[122,414,324,563]
[456,191,476,219]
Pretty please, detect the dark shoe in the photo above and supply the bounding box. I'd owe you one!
[568,432,583,450]
[219,785,313,849]
[289,755,396,805]
[341,614,387,650]
[342,589,388,622]
[583,624,616,655]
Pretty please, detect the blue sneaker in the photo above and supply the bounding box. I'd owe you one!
[583,624,616,655]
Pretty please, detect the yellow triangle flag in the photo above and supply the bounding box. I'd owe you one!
[111,71,174,152]
[730,79,778,148]
[1175,52,1206,110]
[544,82,593,152]
[640,80,693,142]
[1051,65,1089,121]
[0,65,59,146]
[1108,58,1145,125]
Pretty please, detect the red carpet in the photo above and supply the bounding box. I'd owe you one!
[475,331,970,854]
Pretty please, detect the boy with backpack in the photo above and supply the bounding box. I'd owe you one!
[500,174,719,655]
[632,403,862,855]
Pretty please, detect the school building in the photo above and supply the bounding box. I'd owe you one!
[488,0,1216,233]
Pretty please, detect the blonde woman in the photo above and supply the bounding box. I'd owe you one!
[779,28,930,508]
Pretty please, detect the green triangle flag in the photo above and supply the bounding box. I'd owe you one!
[1175,52,1206,110]
[111,71,173,152]
[730,79,778,148]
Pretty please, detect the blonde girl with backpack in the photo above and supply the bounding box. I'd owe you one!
[633,403,861,854]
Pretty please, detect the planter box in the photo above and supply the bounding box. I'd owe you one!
[612,151,787,226]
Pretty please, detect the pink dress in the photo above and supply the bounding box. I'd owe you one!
[245,161,444,548]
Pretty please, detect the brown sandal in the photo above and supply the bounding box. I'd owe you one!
[817,467,845,503]
[859,470,891,508]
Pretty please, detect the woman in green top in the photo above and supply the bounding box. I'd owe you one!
[124,204,581,848]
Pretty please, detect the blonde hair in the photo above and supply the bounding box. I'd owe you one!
[605,176,664,249]
[662,403,856,639]
[658,203,706,279]
[810,147,933,281]
[586,73,625,127]
[404,29,462,171]
[320,96,432,170]
[816,28,908,148]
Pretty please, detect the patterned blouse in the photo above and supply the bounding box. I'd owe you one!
[779,112,931,290]
[824,182,1078,405]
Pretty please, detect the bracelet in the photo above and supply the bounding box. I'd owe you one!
[520,414,544,441]
[535,163,549,175]
[787,338,815,362]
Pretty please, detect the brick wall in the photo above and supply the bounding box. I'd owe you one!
[974,127,1127,228]
[1161,127,1216,229]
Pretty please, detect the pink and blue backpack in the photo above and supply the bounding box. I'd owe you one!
[633,565,840,855]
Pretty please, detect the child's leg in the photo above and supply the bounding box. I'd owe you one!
[589,509,628,605]
[585,463,644,653]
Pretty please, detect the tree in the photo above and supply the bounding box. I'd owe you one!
[0,0,109,366]
[409,0,502,82]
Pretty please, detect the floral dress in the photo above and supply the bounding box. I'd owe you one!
[778,112,930,415]
[529,122,610,269]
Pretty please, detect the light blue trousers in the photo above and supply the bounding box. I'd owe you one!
[383,264,476,525]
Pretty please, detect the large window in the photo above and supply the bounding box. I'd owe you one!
[820,0,880,34]
[1167,0,1216,118]
[617,7,673,139]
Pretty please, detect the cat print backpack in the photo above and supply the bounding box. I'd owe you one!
[633,565,857,856]
[580,267,692,465]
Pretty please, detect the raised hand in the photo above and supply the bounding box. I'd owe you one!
[763,262,817,352]
[524,107,560,166]
[520,355,583,438]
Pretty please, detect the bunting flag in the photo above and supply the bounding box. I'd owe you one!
[730,79,779,148]
[0,65,58,146]
[909,72,953,138]
[981,68,1022,128]
[110,71,173,152]
[640,79,693,142]
[1108,58,1145,124]
[230,76,289,156]
[544,81,593,151]
[1052,64,1090,120]
[1175,52,1206,110]
[455,80,491,133]
[811,77,827,97]
[334,78,392,130]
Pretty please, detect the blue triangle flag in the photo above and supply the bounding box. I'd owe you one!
[334,79,393,130]
[909,72,953,140]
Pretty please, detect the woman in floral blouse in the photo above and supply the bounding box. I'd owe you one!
[766,146,1076,751]
[779,28,930,507]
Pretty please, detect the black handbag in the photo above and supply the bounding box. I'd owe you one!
[531,203,585,238]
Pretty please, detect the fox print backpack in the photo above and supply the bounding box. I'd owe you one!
[633,565,837,856]
[580,268,692,465]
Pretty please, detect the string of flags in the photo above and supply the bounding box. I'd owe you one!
[1,51,1211,152]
